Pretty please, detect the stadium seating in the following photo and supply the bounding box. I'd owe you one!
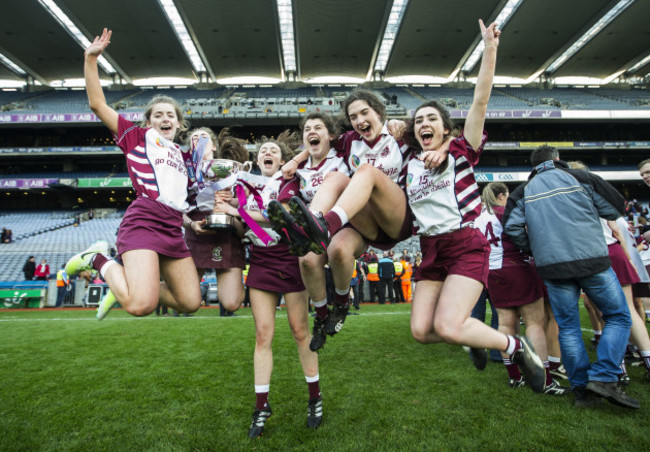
[0,214,121,281]
[2,86,647,119]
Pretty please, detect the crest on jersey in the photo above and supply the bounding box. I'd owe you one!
[155,138,165,148]
[380,146,390,158]
[407,173,414,186]
[300,178,306,189]
[351,155,360,168]
[211,246,223,262]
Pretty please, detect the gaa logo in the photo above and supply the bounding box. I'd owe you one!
[407,173,413,185]
[155,138,165,148]
[300,178,306,189]
[351,155,360,168]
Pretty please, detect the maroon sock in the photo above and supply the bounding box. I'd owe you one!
[335,291,350,308]
[315,304,330,319]
[503,358,521,380]
[255,392,269,410]
[544,364,553,386]
[548,360,561,371]
[323,211,343,237]
[308,380,321,400]
[91,253,110,273]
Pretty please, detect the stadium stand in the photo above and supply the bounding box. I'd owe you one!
[0,214,121,281]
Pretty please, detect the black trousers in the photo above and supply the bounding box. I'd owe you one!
[368,280,381,303]
[393,279,405,303]
[379,278,395,304]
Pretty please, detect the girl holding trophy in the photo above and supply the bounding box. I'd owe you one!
[65,28,201,319]
[182,127,248,314]
[212,135,323,438]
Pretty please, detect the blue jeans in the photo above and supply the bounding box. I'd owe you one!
[544,268,631,388]
[471,289,502,361]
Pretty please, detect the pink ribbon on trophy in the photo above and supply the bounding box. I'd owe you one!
[235,180,274,245]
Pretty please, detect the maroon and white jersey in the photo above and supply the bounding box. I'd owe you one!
[113,115,189,212]
[336,123,411,187]
[406,132,487,237]
[295,148,350,204]
[474,205,529,270]
[242,171,285,247]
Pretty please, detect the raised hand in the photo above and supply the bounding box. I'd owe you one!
[85,28,112,58]
[479,19,500,48]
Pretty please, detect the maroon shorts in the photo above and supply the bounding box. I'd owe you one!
[608,243,640,286]
[247,242,305,294]
[415,227,489,286]
[488,264,545,308]
[184,210,245,270]
[117,196,191,259]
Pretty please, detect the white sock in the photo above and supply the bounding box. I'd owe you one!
[99,259,117,279]
[335,287,349,296]
[313,298,327,308]
[548,355,561,364]
[255,384,270,393]
[505,335,518,355]
[305,373,319,383]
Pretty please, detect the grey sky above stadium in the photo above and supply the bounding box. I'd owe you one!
[0,0,649,88]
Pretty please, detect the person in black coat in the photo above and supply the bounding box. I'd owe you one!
[22,256,36,281]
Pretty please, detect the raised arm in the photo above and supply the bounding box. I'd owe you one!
[464,19,500,149]
[85,28,119,134]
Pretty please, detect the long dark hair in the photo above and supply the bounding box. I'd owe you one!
[403,100,459,149]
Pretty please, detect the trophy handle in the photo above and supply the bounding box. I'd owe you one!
[242,161,253,172]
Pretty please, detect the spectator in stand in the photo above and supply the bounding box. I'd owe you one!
[378,251,395,304]
[88,209,95,220]
[0,228,6,243]
[22,256,36,281]
[3,229,12,243]
[34,259,50,281]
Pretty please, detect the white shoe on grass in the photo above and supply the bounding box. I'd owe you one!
[96,290,117,320]
[65,240,109,276]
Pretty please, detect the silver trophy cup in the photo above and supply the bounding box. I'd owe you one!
[200,159,253,230]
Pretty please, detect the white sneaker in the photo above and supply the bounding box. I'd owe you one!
[65,240,110,276]
[96,290,117,320]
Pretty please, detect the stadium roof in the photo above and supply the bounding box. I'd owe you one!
[0,0,649,88]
